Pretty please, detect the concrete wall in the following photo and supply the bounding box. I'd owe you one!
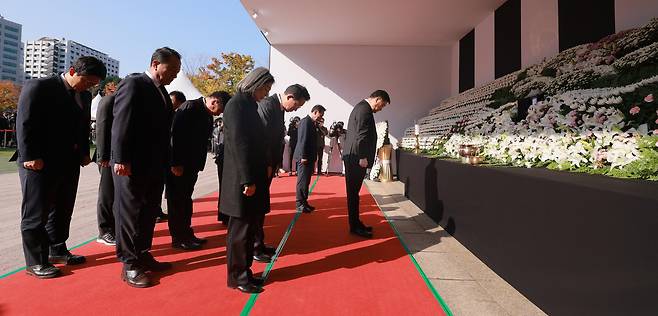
[521,0,559,68]
[270,44,452,172]
[269,44,452,141]
[615,0,658,32]
[475,13,495,87]
[451,42,460,96]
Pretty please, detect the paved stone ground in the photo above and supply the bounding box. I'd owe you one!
[365,180,547,316]
[0,156,219,275]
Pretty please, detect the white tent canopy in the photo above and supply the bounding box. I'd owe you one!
[165,70,203,100]
[90,93,102,120]
[91,70,202,120]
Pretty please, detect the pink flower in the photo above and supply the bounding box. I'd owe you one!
[654,129,658,136]
[655,118,658,124]
[630,106,641,115]
[645,94,654,103]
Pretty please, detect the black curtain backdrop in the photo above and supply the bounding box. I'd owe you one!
[558,0,615,51]
[459,29,475,93]
[495,0,521,78]
[397,151,658,316]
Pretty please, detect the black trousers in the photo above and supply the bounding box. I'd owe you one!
[253,174,274,254]
[166,170,199,242]
[97,165,115,235]
[295,160,314,208]
[316,146,324,174]
[226,214,258,287]
[344,158,367,229]
[113,170,164,270]
[288,142,297,172]
[215,157,229,223]
[19,162,80,266]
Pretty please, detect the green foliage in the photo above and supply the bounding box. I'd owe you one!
[516,70,528,81]
[592,62,658,88]
[615,82,658,131]
[488,87,516,109]
[540,67,557,78]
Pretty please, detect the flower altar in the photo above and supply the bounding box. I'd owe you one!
[402,18,658,180]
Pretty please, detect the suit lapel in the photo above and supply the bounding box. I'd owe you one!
[54,75,82,114]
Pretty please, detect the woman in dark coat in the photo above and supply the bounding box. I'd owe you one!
[220,67,274,293]
[287,116,300,175]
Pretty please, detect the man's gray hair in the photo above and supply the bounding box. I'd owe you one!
[236,67,275,95]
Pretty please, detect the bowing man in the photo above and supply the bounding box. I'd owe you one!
[16,56,106,278]
[167,91,230,250]
[254,84,310,263]
[342,90,390,238]
[111,47,181,288]
[220,67,274,294]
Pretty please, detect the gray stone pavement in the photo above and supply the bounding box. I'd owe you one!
[0,155,219,275]
[365,180,547,316]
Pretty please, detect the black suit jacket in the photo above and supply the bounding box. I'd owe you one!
[170,97,213,172]
[94,95,115,162]
[15,75,92,165]
[111,73,173,175]
[293,115,318,163]
[343,100,377,168]
[257,94,285,169]
[220,92,269,217]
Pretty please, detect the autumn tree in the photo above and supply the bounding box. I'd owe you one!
[0,81,21,111]
[92,75,122,97]
[188,52,255,95]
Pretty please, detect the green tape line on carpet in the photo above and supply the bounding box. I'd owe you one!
[375,188,455,316]
[0,237,96,280]
[240,175,320,316]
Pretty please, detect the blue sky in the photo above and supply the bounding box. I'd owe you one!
[2,0,270,77]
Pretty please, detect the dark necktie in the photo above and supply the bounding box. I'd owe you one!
[68,89,82,109]
[158,86,169,108]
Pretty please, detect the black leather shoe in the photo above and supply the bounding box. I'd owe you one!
[231,284,263,293]
[156,212,168,222]
[172,241,203,250]
[262,246,276,256]
[49,251,86,265]
[191,236,208,244]
[358,223,373,232]
[305,204,316,211]
[253,253,272,263]
[122,269,151,288]
[250,277,265,286]
[25,264,60,279]
[297,206,313,213]
[141,257,172,272]
[350,227,373,238]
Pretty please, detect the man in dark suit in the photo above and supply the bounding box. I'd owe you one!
[315,117,328,175]
[94,81,119,246]
[295,105,326,213]
[111,47,181,288]
[167,91,230,250]
[255,84,310,262]
[342,90,390,238]
[16,56,106,279]
[168,90,186,111]
[220,67,274,294]
[213,118,230,225]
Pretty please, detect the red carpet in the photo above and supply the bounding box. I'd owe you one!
[0,176,299,315]
[249,175,446,315]
[0,175,447,315]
